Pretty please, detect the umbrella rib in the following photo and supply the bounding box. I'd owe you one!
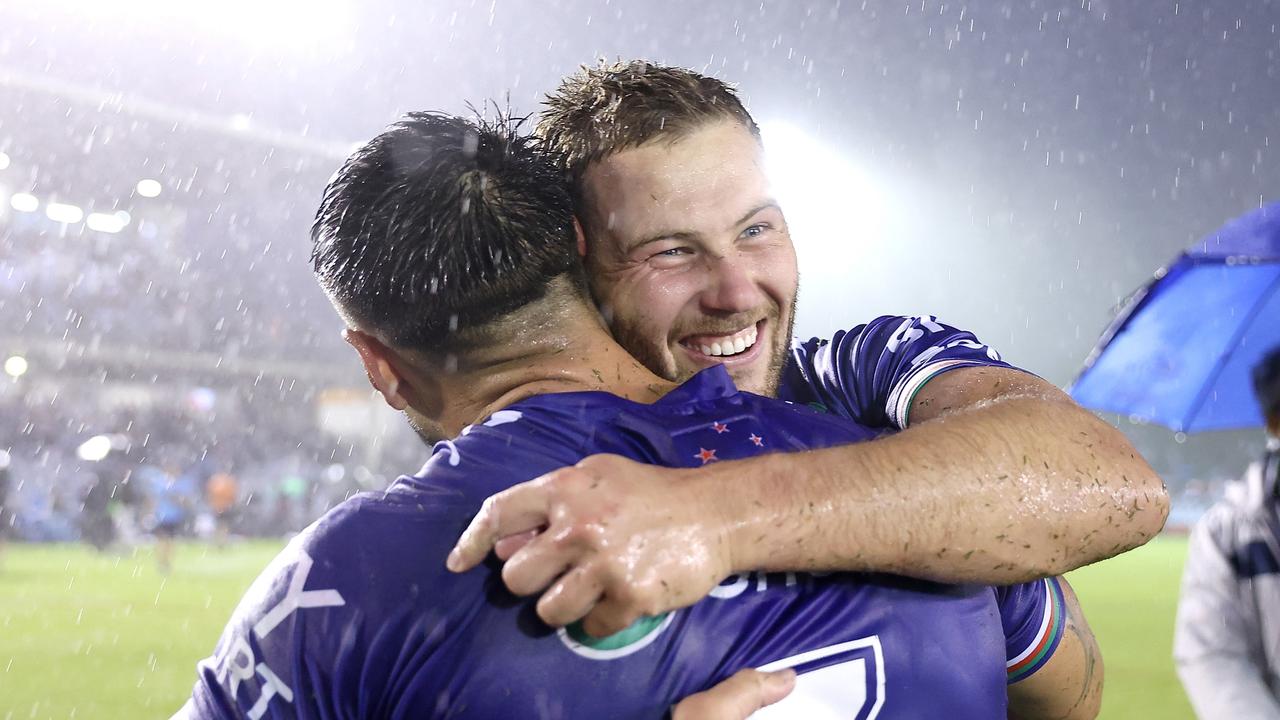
[1181,264,1280,431]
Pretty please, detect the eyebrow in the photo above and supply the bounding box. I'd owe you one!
[730,201,781,229]
[625,201,781,254]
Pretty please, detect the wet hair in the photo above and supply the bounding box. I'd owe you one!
[311,111,581,354]
[537,59,759,214]
[1254,345,1280,420]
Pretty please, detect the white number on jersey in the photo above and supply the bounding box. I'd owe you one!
[752,636,885,720]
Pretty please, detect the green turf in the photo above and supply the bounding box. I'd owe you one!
[1,536,1193,718]
[1066,535,1194,719]
[0,541,283,719]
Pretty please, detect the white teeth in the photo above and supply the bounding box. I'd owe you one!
[695,325,759,357]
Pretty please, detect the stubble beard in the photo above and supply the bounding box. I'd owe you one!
[607,294,797,398]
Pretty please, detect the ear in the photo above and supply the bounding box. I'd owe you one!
[343,329,410,411]
[573,216,588,258]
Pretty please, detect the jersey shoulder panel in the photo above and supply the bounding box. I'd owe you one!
[784,315,1020,429]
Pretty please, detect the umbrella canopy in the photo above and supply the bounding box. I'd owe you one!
[1070,202,1280,433]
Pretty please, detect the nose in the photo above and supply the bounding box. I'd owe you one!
[700,253,764,314]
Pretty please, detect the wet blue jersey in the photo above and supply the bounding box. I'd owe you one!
[782,315,1017,429]
[182,366,1062,719]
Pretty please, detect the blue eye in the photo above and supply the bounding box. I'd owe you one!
[742,224,768,238]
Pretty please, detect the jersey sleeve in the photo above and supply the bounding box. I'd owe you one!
[179,528,358,719]
[996,577,1067,684]
[780,315,1019,429]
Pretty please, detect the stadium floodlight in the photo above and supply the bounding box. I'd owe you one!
[0,449,9,470]
[136,178,163,198]
[10,193,38,212]
[0,151,9,170]
[45,202,85,224]
[759,121,888,266]
[229,113,253,131]
[325,463,346,483]
[3,355,27,379]
[86,210,132,234]
[76,435,114,462]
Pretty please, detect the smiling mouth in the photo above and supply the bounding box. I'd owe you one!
[680,321,763,359]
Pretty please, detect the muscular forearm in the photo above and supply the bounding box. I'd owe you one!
[709,394,1168,584]
[448,371,1168,632]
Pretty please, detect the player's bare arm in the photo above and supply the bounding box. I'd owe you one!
[450,364,1167,637]
[1007,579,1104,720]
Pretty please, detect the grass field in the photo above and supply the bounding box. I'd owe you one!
[0,536,1194,719]
[1067,535,1194,719]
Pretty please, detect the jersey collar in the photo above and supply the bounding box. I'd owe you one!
[654,365,740,407]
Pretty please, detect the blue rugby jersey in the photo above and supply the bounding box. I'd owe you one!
[782,314,1017,429]
[181,366,1063,719]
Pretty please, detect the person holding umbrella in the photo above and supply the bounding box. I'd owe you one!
[1174,345,1280,718]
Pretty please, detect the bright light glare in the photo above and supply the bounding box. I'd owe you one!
[325,463,346,483]
[3,355,27,379]
[229,113,253,131]
[86,210,132,233]
[77,435,114,462]
[0,152,9,170]
[45,202,85,224]
[760,121,889,266]
[10,193,38,212]
[44,0,352,52]
[136,178,162,198]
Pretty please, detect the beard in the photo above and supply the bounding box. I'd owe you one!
[757,293,797,397]
[604,292,797,398]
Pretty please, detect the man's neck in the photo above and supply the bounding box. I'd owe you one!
[421,310,676,437]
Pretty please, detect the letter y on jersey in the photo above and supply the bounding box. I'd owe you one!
[253,551,346,639]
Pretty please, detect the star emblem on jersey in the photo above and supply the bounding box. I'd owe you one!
[696,448,718,464]
[712,421,730,434]
[749,434,764,447]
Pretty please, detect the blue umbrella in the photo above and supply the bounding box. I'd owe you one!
[1070,202,1280,433]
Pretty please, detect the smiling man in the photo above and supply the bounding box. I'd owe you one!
[449,61,1169,645]
[574,116,797,394]
[182,112,1100,719]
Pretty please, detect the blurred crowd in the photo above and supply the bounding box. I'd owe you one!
[0,193,437,550]
[0,388,425,549]
[0,210,338,362]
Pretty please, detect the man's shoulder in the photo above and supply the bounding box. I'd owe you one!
[186,491,481,719]
[786,315,893,355]
[1194,478,1277,563]
[788,314,995,357]
[1200,492,1263,531]
[255,492,461,594]
[1210,455,1280,518]
[459,393,636,455]
[783,315,993,420]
